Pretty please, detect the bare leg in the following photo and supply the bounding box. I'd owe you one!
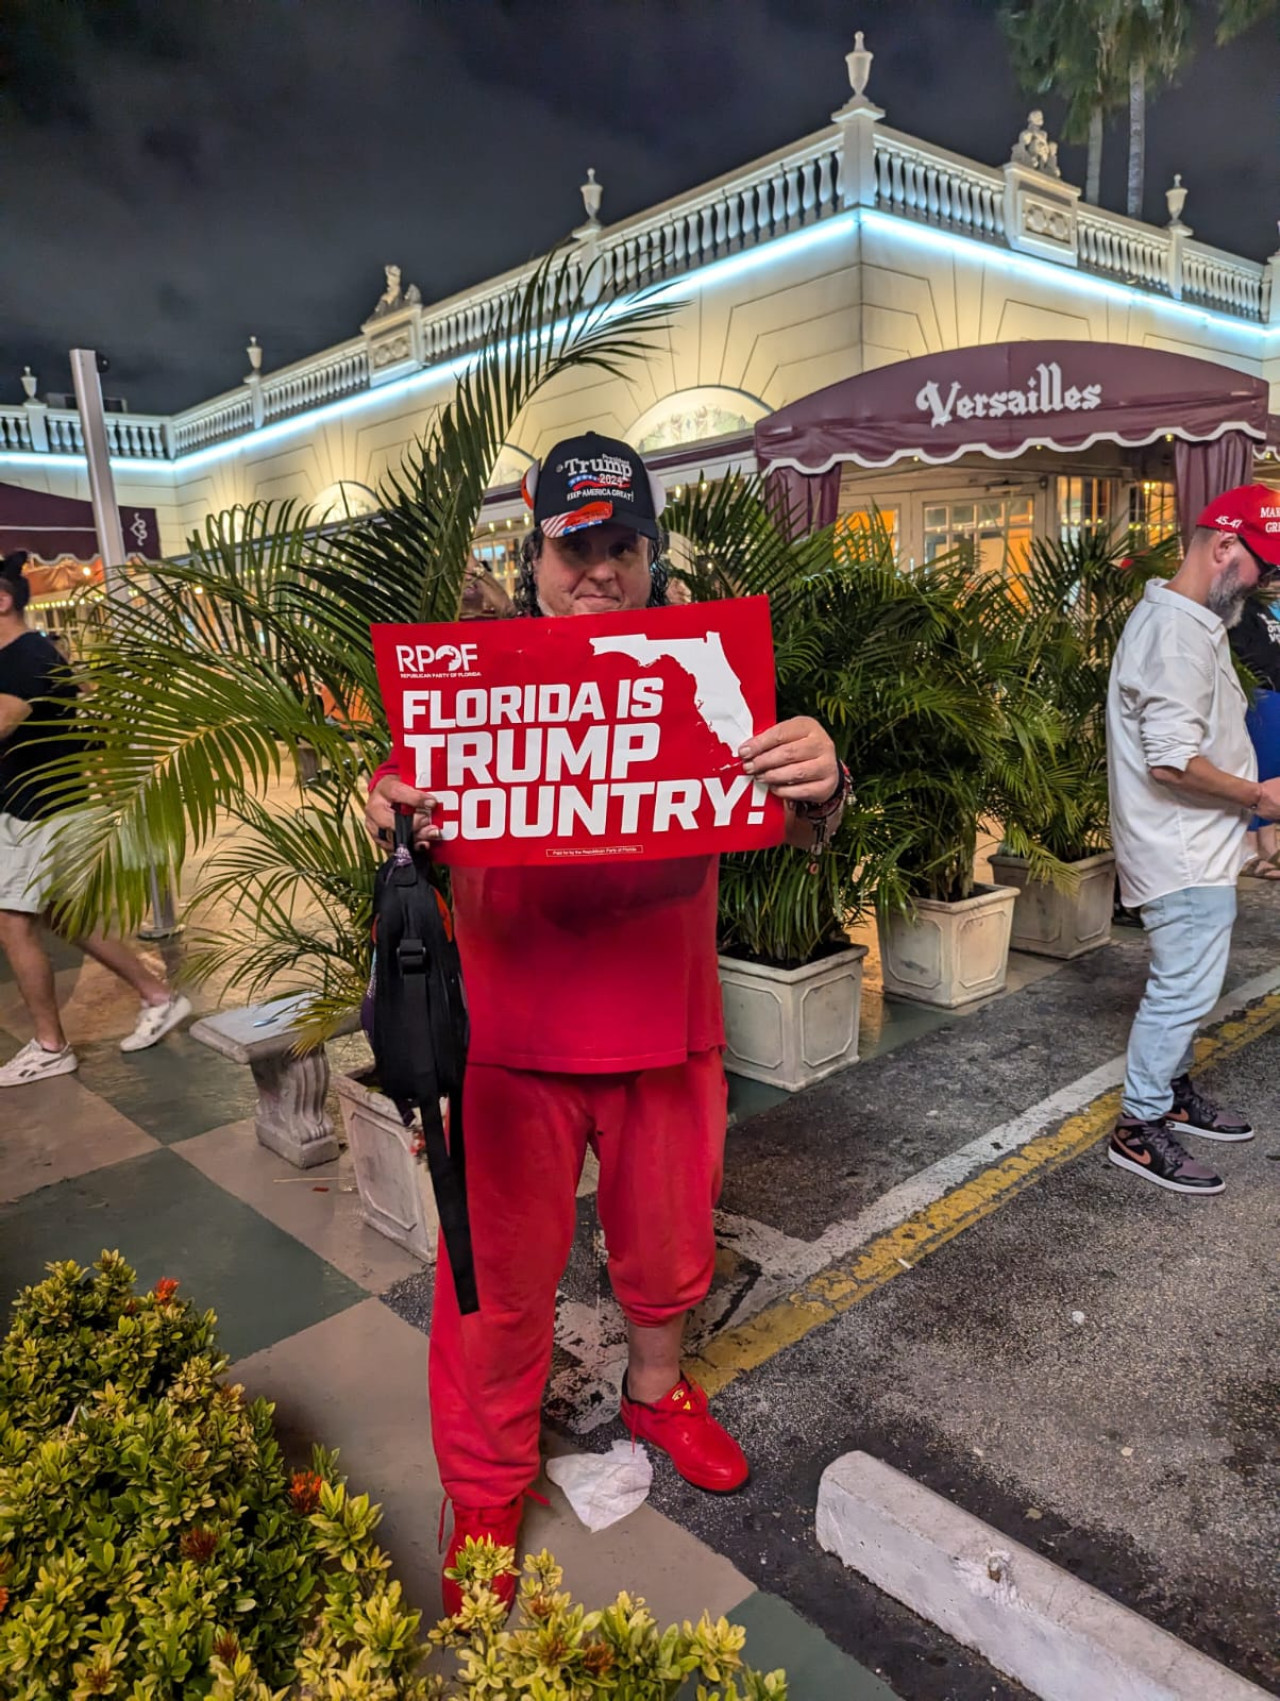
[626,1315,686,1403]
[1260,823,1279,864]
[75,932,170,1005]
[0,910,66,1050]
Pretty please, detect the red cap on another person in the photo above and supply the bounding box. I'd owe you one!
[1195,483,1280,570]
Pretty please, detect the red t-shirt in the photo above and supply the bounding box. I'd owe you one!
[370,760,724,1073]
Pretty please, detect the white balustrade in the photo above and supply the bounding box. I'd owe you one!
[4,108,1267,469]
[0,409,32,451]
[104,414,169,459]
[46,412,84,453]
[262,341,368,422]
[1181,243,1265,316]
[594,131,844,297]
[874,131,1005,240]
[172,392,255,454]
[1077,207,1171,290]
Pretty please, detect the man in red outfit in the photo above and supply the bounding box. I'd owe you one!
[365,432,845,1612]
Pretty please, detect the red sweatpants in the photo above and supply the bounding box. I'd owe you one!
[428,1050,728,1506]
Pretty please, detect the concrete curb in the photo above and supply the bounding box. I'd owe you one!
[816,1451,1270,1701]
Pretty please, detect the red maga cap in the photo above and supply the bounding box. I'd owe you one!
[1195,483,1280,569]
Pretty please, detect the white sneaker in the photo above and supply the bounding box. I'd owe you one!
[119,993,192,1053]
[0,1039,79,1087]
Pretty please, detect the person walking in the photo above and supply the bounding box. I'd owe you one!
[1106,485,1280,1194]
[363,433,848,1612]
[0,552,190,1086]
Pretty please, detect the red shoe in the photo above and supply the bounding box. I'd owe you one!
[438,1496,525,1618]
[620,1374,750,1493]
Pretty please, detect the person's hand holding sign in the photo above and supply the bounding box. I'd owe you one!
[365,776,442,849]
[739,716,847,850]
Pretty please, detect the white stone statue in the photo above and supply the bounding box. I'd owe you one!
[1011,109,1061,178]
[371,263,421,317]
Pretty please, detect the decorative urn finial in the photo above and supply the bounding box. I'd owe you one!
[845,31,873,100]
[580,167,603,225]
[1165,173,1189,230]
[20,366,38,400]
[247,336,263,373]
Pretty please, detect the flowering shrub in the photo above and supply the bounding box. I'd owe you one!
[0,1254,786,1699]
[429,1540,786,1700]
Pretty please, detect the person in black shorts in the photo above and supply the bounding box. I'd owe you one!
[0,552,190,1087]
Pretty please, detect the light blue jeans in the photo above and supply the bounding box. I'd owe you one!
[1122,885,1237,1121]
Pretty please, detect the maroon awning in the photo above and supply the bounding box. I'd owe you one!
[0,480,160,563]
[755,342,1271,474]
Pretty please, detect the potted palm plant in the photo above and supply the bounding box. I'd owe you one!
[853,541,1074,1008]
[38,256,673,1252]
[660,478,878,1091]
[662,495,1051,1070]
[989,528,1168,958]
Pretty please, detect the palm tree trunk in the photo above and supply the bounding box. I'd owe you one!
[1127,56,1145,219]
[1086,105,1103,204]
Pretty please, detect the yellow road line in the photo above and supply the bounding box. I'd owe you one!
[689,990,1280,1398]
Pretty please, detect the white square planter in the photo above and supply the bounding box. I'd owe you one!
[988,850,1116,959]
[718,944,868,1092]
[334,1069,438,1263]
[877,883,1018,1009]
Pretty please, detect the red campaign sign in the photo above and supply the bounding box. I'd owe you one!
[371,596,786,866]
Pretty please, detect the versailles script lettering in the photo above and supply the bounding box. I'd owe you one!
[916,361,1102,429]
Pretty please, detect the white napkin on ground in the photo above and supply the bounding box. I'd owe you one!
[546,1439,653,1531]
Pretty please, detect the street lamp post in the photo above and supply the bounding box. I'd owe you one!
[69,348,179,938]
[68,351,128,602]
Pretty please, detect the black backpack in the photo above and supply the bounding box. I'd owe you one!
[371,810,478,1313]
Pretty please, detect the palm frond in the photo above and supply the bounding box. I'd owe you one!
[42,252,675,957]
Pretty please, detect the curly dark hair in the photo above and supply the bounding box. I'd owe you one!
[513,526,670,617]
[0,552,30,613]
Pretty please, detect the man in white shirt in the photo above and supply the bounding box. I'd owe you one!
[1107,484,1280,1194]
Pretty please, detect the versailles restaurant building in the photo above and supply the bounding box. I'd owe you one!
[2,33,1277,620]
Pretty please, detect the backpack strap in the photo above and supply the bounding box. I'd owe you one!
[386,809,478,1315]
[396,932,478,1315]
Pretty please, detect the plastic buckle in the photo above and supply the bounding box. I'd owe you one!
[397,939,427,974]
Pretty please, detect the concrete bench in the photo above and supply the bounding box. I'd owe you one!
[190,995,361,1169]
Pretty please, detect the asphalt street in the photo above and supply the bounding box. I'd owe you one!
[608,887,1280,1697]
[383,887,1280,1697]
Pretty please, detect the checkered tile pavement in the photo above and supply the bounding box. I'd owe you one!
[0,931,890,1697]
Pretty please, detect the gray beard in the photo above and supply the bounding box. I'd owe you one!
[1207,564,1247,628]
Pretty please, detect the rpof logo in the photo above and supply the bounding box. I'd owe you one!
[394,641,480,675]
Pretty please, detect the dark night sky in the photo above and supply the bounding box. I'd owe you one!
[3,0,1277,416]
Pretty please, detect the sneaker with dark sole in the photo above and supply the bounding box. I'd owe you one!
[1108,1119,1224,1194]
[1165,1074,1254,1142]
